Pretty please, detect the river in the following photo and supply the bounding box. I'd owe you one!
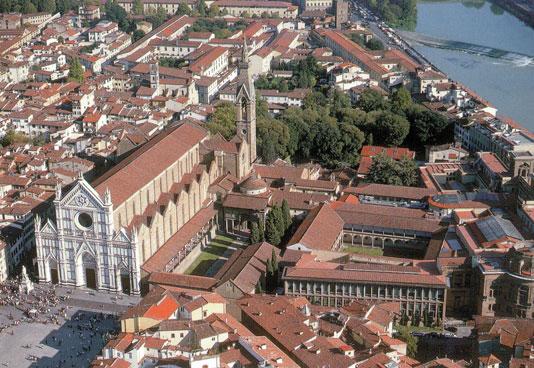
[411,1,534,130]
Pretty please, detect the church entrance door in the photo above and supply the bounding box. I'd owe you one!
[85,268,97,289]
[121,275,131,295]
[50,268,59,284]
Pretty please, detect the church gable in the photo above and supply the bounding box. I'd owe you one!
[60,179,105,210]
[113,228,131,243]
[40,219,58,235]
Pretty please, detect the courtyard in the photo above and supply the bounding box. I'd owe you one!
[185,234,244,276]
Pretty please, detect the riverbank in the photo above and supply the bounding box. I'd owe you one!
[490,0,534,28]
[412,1,534,129]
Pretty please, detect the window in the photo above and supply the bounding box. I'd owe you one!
[75,212,93,230]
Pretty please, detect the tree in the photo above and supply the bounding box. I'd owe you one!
[132,0,143,15]
[411,310,421,327]
[176,1,191,15]
[197,0,206,16]
[131,29,145,42]
[147,6,167,28]
[357,88,387,112]
[391,87,412,113]
[422,310,429,327]
[39,0,56,13]
[396,156,418,186]
[365,38,384,50]
[265,205,284,246]
[208,3,219,16]
[366,152,418,186]
[271,248,278,272]
[399,310,409,326]
[339,123,365,165]
[367,153,403,186]
[105,0,132,31]
[22,0,37,13]
[68,57,84,83]
[265,258,274,292]
[255,280,263,294]
[206,102,236,140]
[405,105,453,149]
[1,130,31,147]
[368,110,409,146]
[397,325,418,358]
[250,222,262,244]
[281,199,291,232]
[258,220,265,239]
[257,116,290,164]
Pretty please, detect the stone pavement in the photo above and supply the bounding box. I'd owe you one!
[0,282,139,368]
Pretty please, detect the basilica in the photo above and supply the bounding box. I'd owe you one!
[34,51,257,295]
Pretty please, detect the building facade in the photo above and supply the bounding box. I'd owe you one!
[283,262,447,321]
[34,56,258,295]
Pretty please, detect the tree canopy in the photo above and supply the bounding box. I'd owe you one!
[366,153,418,186]
[68,57,84,83]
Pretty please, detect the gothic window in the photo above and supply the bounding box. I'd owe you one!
[241,98,247,120]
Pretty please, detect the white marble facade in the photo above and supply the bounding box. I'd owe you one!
[35,177,141,295]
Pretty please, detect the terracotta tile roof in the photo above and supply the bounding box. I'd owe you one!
[90,357,130,368]
[478,152,509,176]
[120,286,178,321]
[361,145,415,160]
[288,203,343,251]
[416,358,466,368]
[270,189,330,211]
[509,358,534,368]
[223,192,270,210]
[141,204,217,273]
[92,122,207,207]
[284,262,446,287]
[147,272,217,291]
[335,202,442,234]
[344,183,437,201]
[253,163,304,181]
[478,355,501,365]
[214,242,279,294]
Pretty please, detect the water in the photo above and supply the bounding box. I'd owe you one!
[412,1,534,130]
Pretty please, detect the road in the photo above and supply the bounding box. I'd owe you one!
[348,0,435,68]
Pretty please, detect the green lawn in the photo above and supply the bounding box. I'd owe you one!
[343,246,384,257]
[185,235,239,276]
[395,324,441,335]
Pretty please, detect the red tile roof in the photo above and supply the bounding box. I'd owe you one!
[92,122,207,207]
[288,203,343,251]
[141,204,217,273]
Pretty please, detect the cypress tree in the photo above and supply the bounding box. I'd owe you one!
[271,248,278,271]
[250,222,260,244]
[281,199,291,231]
[265,206,282,246]
[258,219,265,241]
[255,280,263,294]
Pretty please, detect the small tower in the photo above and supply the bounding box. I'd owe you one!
[235,38,257,164]
[149,62,159,90]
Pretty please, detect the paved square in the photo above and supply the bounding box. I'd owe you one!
[0,281,140,368]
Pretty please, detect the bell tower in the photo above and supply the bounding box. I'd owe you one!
[235,38,257,164]
[149,62,159,90]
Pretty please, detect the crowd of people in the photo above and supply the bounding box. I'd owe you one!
[0,278,120,367]
[0,280,69,333]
